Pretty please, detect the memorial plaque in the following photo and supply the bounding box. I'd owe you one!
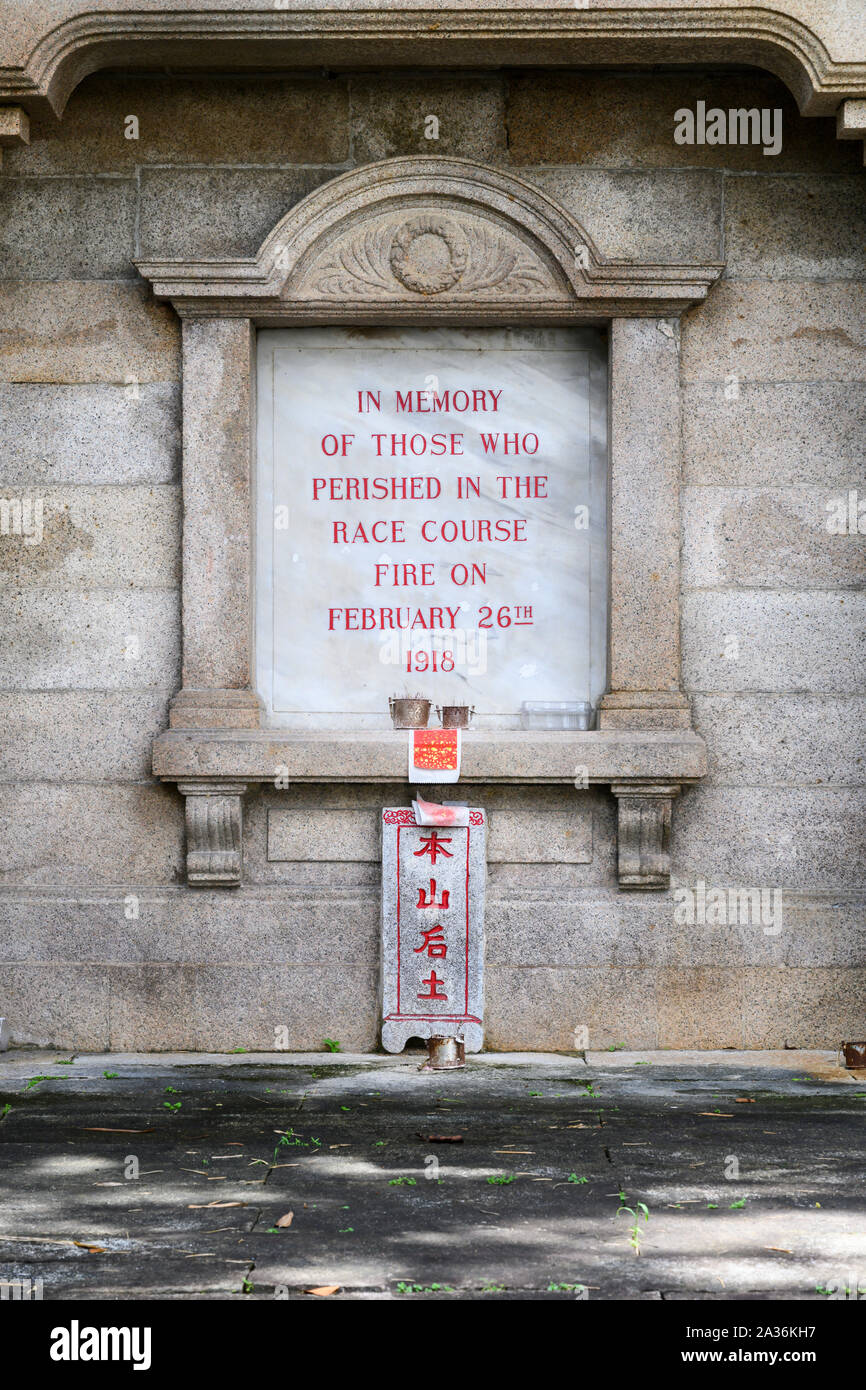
[380,808,486,1053]
[256,327,607,726]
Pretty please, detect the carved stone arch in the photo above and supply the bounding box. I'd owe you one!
[136,156,723,321]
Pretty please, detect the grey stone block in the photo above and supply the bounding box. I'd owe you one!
[486,890,664,967]
[0,784,184,887]
[487,807,592,863]
[350,76,505,163]
[741,968,866,1048]
[505,72,858,174]
[485,966,658,1051]
[691,694,866,786]
[0,888,378,965]
[656,968,744,1049]
[0,486,180,589]
[682,281,866,384]
[524,168,722,262]
[674,787,866,891]
[192,963,380,1051]
[0,691,172,781]
[0,282,179,384]
[0,590,180,690]
[0,964,110,1049]
[107,964,198,1050]
[682,591,866,694]
[683,382,866,487]
[0,177,136,279]
[681,486,866,589]
[138,166,334,259]
[725,175,866,279]
[0,383,180,485]
[5,74,349,174]
[267,807,378,861]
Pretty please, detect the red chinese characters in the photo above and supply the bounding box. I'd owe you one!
[413,830,453,863]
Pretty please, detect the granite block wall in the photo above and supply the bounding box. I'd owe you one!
[0,68,863,1049]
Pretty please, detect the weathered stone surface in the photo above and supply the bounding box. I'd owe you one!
[683,382,866,486]
[524,168,722,262]
[741,968,866,1049]
[0,383,179,484]
[485,966,657,1051]
[682,281,866,383]
[656,968,744,1049]
[0,691,172,780]
[691,694,866,786]
[268,808,378,862]
[0,965,109,1048]
[350,76,505,162]
[4,74,350,173]
[0,486,180,589]
[192,963,379,1051]
[486,890,664,968]
[487,806,592,863]
[179,317,252,692]
[506,72,859,173]
[682,591,865,693]
[659,894,866,968]
[682,486,866,589]
[674,788,866,891]
[0,282,179,383]
[0,591,179,690]
[0,177,136,278]
[0,888,378,964]
[107,964,198,1050]
[138,166,333,259]
[0,784,184,887]
[607,317,682,695]
[725,175,866,279]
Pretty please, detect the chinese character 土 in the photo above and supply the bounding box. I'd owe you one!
[416,877,450,909]
[414,925,447,959]
[417,970,448,1001]
[413,830,453,864]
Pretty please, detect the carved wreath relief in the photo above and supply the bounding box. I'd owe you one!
[309,213,552,299]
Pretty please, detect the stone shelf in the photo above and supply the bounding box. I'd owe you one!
[153,726,707,785]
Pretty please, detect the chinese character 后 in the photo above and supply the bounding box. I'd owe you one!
[414,925,447,959]
[416,877,450,910]
[413,830,453,864]
[417,970,448,1001]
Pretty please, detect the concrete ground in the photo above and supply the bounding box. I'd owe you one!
[1,1048,864,1301]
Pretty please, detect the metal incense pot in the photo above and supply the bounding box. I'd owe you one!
[421,1036,466,1071]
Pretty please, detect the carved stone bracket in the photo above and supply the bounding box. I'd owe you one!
[178,781,248,887]
[611,783,681,891]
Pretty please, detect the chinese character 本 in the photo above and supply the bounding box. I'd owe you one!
[413,831,453,864]
[414,925,447,959]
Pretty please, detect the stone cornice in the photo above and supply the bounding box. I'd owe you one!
[135,156,724,321]
[0,3,865,120]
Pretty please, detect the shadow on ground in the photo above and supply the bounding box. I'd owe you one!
[1,1050,864,1300]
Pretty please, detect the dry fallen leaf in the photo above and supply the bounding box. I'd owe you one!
[305,1284,339,1297]
[276,1212,294,1228]
[74,1241,106,1254]
[697,1112,734,1117]
[735,1098,756,1103]
[765,1246,792,1254]
[187,1201,245,1209]
[80,1127,154,1134]
[417,1133,463,1143]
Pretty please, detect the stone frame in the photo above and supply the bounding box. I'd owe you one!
[136,155,725,890]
